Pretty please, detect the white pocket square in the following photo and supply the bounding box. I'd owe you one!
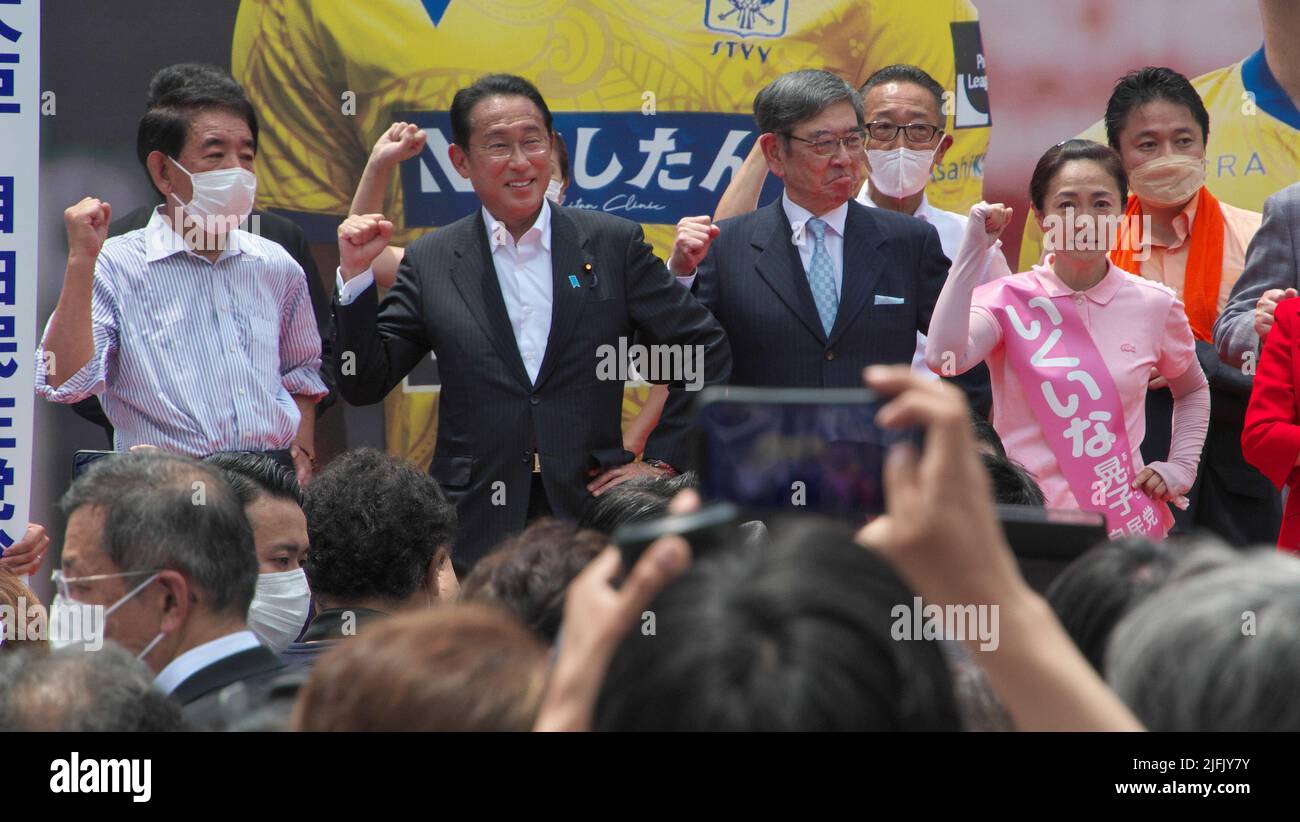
[874,295,905,305]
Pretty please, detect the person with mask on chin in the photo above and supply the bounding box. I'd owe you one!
[1102,67,1278,546]
[35,80,327,485]
[48,451,291,731]
[204,451,312,652]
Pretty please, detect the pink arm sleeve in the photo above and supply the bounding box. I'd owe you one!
[924,240,1003,376]
[1144,363,1209,495]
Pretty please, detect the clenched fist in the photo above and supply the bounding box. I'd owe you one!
[963,201,1012,253]
[667,215,720,276]
[338,213,394,280]
[64,197,112,264]
[370,121,428,168]
[1255,287,1297,339]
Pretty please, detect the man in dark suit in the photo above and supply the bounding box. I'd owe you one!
[332,75,730,568]
[673,70,949,392]
[53,451,289,730]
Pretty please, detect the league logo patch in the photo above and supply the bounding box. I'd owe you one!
[705,0,788,39]
[950,20,991,129]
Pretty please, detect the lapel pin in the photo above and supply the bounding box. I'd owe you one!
[568,274,581,288]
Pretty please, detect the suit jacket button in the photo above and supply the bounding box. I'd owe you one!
[530,394,540,405]
[824,350,836,361]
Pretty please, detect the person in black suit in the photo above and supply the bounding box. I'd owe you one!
[332,75,730,568]
[673,70,949,393]
[68,64,335,444]
[53,451,289,730]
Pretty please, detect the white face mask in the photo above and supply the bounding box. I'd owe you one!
[866,146,936,199]
[168,156,257,232]
[545,178,565,205]
[247,568,311,652]
[49,572,162,658]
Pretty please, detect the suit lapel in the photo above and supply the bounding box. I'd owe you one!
[533,207,590,390]
[752,201,829,344]
[448,211,533,389]
[828,201,887,346]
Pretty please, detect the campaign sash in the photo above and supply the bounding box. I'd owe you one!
[994,269,1170,539]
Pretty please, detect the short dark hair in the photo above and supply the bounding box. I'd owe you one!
[1028,139,1128,212]
[1045,537,1181,673]
[551,130,570,183]
[135,71,259,194]
[461,518,605,643]
[203,451,302,508]
[753,69,864,140]
[450,73,553,149]
[970,411,1006,458]
[859,64,946,122]
[594,520,962,731]
[59,452,257,618]
[1104,66,1209,150]
[145,63,243,109]
[981,452,1046,507]
[301,449,457,602]
[0,645,186,731]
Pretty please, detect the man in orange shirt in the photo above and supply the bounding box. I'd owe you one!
[1103,67,1278,545]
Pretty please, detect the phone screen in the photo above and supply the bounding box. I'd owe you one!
[694,388,919,520]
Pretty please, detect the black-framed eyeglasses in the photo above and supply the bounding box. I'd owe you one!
[865,122,943,144]
[784,129,866,157]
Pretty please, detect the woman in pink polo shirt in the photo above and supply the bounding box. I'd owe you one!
[927,140,1210,539]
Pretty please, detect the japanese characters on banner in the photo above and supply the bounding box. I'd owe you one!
[0,0,38,550]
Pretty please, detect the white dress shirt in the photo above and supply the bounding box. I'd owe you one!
[154,629,263,696]
[337,202,555,384]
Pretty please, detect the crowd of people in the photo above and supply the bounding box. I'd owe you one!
[3,53,1300,731]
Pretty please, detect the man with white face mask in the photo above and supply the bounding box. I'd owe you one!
[52,451,290,730]
[204,451,312,652]
[855,65,1011,403]
[35,80,328,484]
[1102,67,1277,547]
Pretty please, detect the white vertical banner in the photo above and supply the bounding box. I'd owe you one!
[0,0,38,552]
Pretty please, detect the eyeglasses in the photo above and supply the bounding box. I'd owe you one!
[865,122,943,144]
[477,135,551,159]
[784,129,866,157]
[52,568,160,600]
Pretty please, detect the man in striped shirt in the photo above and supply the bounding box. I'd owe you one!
[35,80,327,483]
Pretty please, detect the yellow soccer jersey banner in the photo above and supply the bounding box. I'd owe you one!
[233,0,993,467]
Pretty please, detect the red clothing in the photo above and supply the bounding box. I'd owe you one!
[1242,298,1300,553]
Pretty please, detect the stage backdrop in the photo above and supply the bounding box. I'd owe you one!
[29,1,1298,576]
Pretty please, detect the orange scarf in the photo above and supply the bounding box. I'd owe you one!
[1110,188,1224,343]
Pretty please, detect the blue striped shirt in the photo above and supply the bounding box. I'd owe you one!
[35,208,327,455]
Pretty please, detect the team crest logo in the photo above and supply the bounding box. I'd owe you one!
[704,0,788,38]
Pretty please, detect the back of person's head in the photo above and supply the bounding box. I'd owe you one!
[577,473,699,535]
[1106,551,1300,731]
[302,448,457,608]
[980,452,1046,507]
[0,644,185,731]
[970,412,1006,458]
[594,520,961,731]
[60,451,257,622]
[461,518,605,643]
[0,567,47,656]
[292,603,548,731]
[1047,536,1235,675]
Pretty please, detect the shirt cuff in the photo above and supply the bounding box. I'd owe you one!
[674,272,697,290]
[34,345,103,403]
[336,267,375,306]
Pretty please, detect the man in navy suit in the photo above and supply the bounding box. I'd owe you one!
[675,70,950,391]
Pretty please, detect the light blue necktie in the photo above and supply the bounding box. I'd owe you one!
[805,218,838,336]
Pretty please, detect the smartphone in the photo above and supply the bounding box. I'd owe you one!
[72,450,118,478]
[692,386,920,521]
[611,502,740,570]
